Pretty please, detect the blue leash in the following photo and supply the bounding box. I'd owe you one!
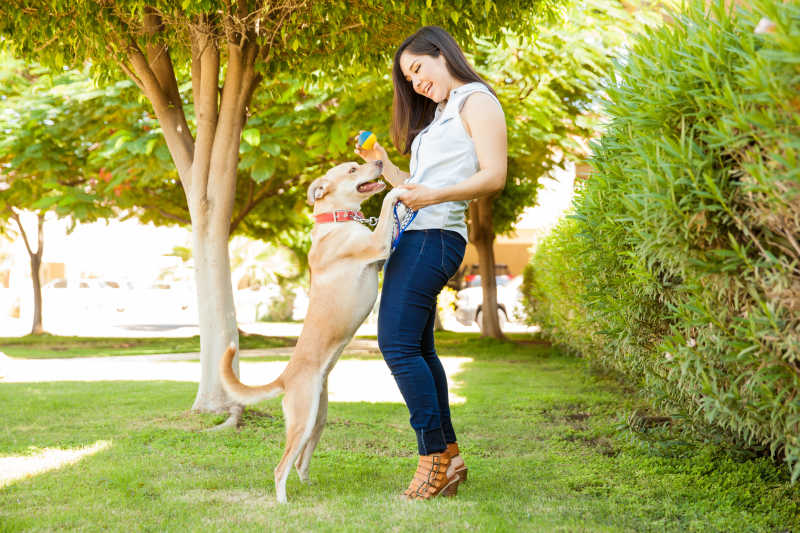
[391,201,417,252]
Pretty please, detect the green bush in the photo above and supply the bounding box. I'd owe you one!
[524,0,800,481]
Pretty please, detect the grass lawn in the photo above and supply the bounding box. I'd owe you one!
[0,333,293,359]
[1,333,799,532]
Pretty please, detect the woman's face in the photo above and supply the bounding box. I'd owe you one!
[399,50,454,104]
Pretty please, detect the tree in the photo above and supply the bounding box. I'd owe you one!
[0,54,117,334]
[0,1,544,417]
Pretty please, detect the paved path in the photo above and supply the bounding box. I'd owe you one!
[0,338,470,404]
[0,318,539,338]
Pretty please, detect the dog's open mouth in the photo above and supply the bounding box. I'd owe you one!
[357,180,385,193]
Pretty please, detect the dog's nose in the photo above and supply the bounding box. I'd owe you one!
[375,160,383,169]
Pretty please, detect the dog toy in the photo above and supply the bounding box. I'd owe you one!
[357,131,377,151]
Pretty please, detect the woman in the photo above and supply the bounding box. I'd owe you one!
[355,26,507,500]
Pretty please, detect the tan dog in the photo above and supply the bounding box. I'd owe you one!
[220,159,403,503]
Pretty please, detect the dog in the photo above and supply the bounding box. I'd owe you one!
[220,159,404,503]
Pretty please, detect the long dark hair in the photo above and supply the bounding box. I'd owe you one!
[391,26,497,154]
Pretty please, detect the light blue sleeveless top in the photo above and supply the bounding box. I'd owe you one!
[405,82,503,242]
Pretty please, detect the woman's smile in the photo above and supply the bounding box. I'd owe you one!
[401,51,454,103]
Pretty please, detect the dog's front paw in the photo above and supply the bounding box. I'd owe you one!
[385,189,407,214]
[384,188,403,205]
[394,199,410,219]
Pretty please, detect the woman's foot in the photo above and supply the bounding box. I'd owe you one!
[402,453,457,500]
[441,442,468,496]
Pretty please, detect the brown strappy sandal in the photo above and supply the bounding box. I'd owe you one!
[402,453,457,500]
[441,442,468,496]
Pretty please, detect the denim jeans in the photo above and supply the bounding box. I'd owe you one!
[378,229,467,455]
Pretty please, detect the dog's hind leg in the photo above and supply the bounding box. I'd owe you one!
[274,374,321,503]
[295,376,329,483]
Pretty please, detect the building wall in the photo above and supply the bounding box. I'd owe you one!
[460,229,540,277]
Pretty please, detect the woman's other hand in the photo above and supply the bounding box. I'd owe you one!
[354,130,388,163]
[395,183,440,211]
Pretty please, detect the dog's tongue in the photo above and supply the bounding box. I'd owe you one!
[357,181,383,193]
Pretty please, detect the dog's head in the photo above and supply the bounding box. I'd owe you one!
[307,160,385,209]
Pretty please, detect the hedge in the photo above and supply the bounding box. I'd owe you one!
[523,0,800,481]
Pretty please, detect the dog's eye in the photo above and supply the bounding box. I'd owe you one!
[348,167,357,174]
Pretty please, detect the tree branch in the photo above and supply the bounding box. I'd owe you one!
[190,21,220,213]
[9,208,35,258]
[140,9,195,189]
[143,8,185,113]
[36,212,44,261]
[140,205,191,226]
[100,5,194,185]
[229,181,275,234]
[207,35,249,228]
[237,38,263,124]
[114,54,146,93]
[262,1,297,62]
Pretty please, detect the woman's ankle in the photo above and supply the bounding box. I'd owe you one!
[446,442,460,457]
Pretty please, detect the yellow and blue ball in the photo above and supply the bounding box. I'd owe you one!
[357,131,377,151]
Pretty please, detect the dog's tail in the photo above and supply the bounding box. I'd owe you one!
[219,343,284,405]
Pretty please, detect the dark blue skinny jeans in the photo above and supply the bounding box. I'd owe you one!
[378,229,466,455]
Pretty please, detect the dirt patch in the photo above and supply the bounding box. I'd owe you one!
[564,413,591,422]
[562,434,617,457]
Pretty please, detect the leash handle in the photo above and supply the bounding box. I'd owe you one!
[391,201,418,252]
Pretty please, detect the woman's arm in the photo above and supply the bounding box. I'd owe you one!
[396,92,507,210]
[353,135,410,187]
[381,157,411,187]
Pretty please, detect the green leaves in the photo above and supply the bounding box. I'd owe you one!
[524,0,800,483]
[251,158,276,182]
[242,128,261,147]
[0,52,118,223]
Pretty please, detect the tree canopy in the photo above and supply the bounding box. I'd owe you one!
[1,0,554,411]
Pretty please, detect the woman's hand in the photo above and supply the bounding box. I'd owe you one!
[395,183,440,211]
[353,130,388,163]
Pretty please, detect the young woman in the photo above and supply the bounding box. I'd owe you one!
[355,25,507,499]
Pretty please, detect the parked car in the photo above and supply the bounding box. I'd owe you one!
[463,273,512,288]
[458,263,512,289]
[455,275,524,332]
[42,277,131,316]
[44,278,107,289]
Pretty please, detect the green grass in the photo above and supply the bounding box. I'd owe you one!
[1,334,799,532]
[0,334,293,358]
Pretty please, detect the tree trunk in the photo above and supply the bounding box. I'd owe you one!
[11,210,44,335]
[29,249,43,335]
[191,220,240,412]
[468,197,504,339]
[121,11,261,415]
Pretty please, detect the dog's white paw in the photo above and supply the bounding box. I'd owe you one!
[385,188,403,205]
[394,200,409,219]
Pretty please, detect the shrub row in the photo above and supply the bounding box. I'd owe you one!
[523,0,800,480]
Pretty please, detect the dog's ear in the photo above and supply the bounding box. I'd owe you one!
[307,178,330,206]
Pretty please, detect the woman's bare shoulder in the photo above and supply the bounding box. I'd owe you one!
[459,91,505,137]
[459,90,502,112]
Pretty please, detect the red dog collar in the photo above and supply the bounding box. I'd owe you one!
[314,209,364,224]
